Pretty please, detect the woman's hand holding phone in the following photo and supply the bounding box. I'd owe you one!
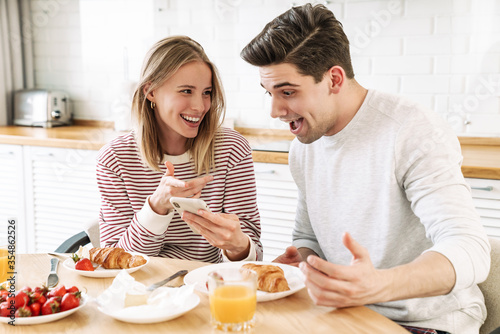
[181,210,251,261]
[169,197,211,234]
[149,161,213,215]
[169,197,212,215]
[150,162,249,260]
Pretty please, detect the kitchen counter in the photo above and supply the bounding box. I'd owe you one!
[460,139,500,179]
[0,123,123,150]
[0,124,499,179]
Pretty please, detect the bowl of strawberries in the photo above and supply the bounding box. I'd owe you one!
[0,284,87,325]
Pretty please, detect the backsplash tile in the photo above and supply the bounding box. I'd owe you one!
[28,0,500,136]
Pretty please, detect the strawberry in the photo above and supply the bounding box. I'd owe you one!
[30,291,47,305]
[70,253,81,263]
[0,302,9,317]
[0,289,8,303]
[41,297,60,315]
[30,302,41,316]
[33,285,49,296]
[14,290,30,309]
[19,286,32,293]
[66,286,79,294]
[47,285,67,300]
[15,305,32,317]
[75,258,95,271]
[60,291,81,312]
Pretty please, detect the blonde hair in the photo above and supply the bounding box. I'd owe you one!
[132,36,225,174]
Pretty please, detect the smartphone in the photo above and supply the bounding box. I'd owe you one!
[169,197,211,235]
[169,197,212,215]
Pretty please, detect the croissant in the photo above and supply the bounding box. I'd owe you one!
[88,247,147,269]
[241,263,290,293]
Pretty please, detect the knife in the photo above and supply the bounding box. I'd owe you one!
[47,252,70,259]
[47,257,59,288]
[146,269,188,291]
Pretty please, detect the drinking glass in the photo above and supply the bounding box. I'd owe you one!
[0,245,8,284]
[208,267,257,332]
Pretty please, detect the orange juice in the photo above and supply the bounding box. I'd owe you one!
[210,285,256,323]
[0,247,8,283]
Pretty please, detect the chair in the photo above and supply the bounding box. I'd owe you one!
[479,237,500,334]
[54,219,100,253]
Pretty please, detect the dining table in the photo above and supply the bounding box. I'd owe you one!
[7,253,410,333]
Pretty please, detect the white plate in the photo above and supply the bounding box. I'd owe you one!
[0,294,88,325]
[184,261,305,302]
[97,291,200,324]
[62,253,150,278]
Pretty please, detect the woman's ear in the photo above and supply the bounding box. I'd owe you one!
[326,66,345,94]
[143,83,155,102]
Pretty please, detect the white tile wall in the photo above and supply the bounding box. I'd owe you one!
[29,0,500,136]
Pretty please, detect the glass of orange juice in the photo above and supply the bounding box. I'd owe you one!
[208,267,257,332]
[0,246,8,284]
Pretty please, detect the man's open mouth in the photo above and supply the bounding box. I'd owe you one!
[289,118,303,131]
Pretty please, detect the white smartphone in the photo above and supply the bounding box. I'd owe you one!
[169,197,211,235]
[169,197,212,215]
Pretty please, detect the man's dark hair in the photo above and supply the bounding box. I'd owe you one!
[240,3,354,83]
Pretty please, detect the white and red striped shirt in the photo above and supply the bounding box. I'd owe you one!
[96,127,263,263]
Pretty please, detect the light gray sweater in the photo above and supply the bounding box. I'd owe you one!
[289,90,491,333]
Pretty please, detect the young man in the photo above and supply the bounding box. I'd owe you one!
[241,4,490,334]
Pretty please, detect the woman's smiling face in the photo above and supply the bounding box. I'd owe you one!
[152,61,212,152]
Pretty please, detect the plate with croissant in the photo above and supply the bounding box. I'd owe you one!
[63,247,150,278]
[184,261,305,302]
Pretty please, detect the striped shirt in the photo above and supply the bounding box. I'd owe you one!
[96,127,263,263]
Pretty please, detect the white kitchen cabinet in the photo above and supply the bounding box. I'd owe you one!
[254,163,297,262]
[253,165,500,261]
[0,144,27,252]
[0,144,100,254]
[23,146,101,253]
[466,178,500,239]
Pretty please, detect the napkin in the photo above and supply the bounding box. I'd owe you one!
[76,245,91,259]
[96,270,195,319]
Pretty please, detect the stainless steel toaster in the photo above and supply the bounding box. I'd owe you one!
[13,89,71,128]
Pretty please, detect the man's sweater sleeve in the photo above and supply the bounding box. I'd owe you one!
[395,115,491,291]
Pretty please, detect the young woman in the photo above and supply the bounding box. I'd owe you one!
[97,36,262,262]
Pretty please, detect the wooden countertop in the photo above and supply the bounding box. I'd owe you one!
[0,124,125,150]
[10,254,409,333]
[455,136,500,180]
[0,124,499,179]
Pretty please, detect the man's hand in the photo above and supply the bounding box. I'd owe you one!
[273,246,303,267]
[273,246,318,267]
[299,232,387,308]
[298,232,456,308]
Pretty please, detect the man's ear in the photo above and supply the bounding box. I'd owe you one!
[143,83,154,102]
[326,66,345,94]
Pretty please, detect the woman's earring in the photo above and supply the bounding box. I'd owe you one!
[151,101,156,110]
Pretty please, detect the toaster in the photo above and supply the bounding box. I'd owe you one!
[13,89,71,128]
